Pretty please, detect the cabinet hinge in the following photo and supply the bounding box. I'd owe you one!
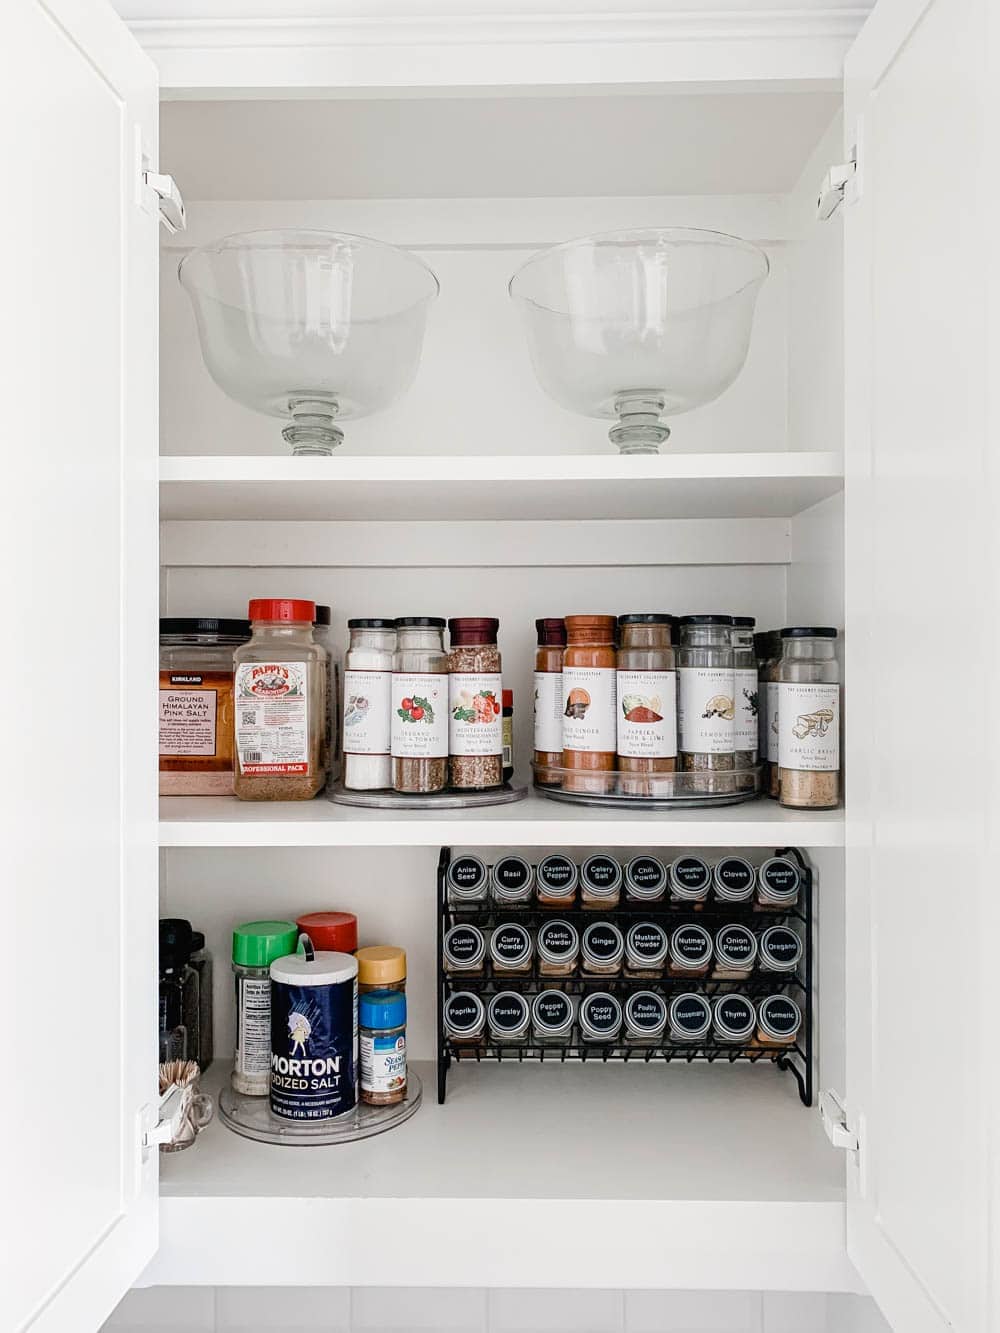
[816,159,857,221]
[140,1082,189,1153]
[143,171,187,234]
[820,1088,860,1152]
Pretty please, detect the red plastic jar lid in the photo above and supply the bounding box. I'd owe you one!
[502,689,513,708]
[248,598,316,623]
[296,911,358,953]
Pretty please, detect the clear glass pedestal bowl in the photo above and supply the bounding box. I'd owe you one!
[509,228,768,455]
[179,230,439,456]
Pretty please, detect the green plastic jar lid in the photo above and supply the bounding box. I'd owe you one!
[232,919,298,967]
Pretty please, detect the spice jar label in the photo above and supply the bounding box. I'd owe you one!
[715,994,754,1036]
[538,920,578,957]
[444,925,485,966]
[235,661,310,775]
[534,991,573,1030]
[581,854,621,893]
[449,672,503,755]
[760,996,800,1036]
[715,857,755,899]
[533,671,564,753]
[670,995,711,1035]
[760,858,800,900]
[583,921,623,960]
[778,683,840,771]
[627,992,666,1031]
[626,856,666,896]
[159,681,219,757]
[678,667,736,754]
[343,668,392,756]
[734,668,759,749]
[716,925,756,964]
[445,992,483,1034]
[448,855,487,895]
[616,670,678,758]
[671,924,712,963]
[490,993,529,1032]
[627,923,668,962]
[491,923,531,964]
[390,673,449,758]
[766,681,780,763]
[360,1031,407,1095]
[760,927,802,969]
[581,994,621,1036]
[671,856,711,896]
[494,856,532,895]
[562,666,617,752]
[537,854,577,895]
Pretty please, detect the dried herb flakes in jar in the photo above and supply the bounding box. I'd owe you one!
[391,618,449,794]
[677,614,736,795]
[447,617,503,791]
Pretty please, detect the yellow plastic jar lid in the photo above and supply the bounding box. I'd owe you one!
[356,945,407,985]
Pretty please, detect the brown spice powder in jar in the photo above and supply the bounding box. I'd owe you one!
[755,994,802,1048]
[616,614,677,796]
[562,615,618,794]
[776,627,841,809]
[447,617,503,790]
[534,618,566,786]
[535,854,579,907]
[537,918,580,977]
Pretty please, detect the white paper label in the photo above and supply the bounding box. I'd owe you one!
[678,666,735,754]
[449,672,503,755]
[235,661,310,774]
[390,672,448,758]
[616,670,677,759]
[562,666,617,752]
[159,687,217,757]
[343,668,392,756]
[533,671,563,753]
[766,681,780,762]
[235,975,271,1078]
[778,682,840,771]
[360,1031,407,1095]
[734,667,759,749]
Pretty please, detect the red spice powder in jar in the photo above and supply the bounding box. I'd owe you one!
[561,615,618,794]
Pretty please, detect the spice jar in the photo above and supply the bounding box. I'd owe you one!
[313,605,342,785]
[447,854,490,905]
[444,924,488,976]
[757,856,802,909]
[624,921,669,978]
[677,615,735,794]
[755,631,781,797]
[579,992,623,1044]
[580,853,622,909]
[756,994,803,1047]
[668,855,711,905]
[231,920,299,1095]
[732,615,758,791]
[581,919,625,976]
[764,642,782,799]
[777,627,840,809]
[233,599,327,801]
[533,618,566,786]
[625,991,668,1045]
[669,992,712,1043]
[343,618,396,791]
[391,617,449,794]
[447,617,503,791]
[532,990,576,1044]
[488,991,531,1045]
[360,990,407,1105]
[536,854,579,907]
[492,855,534,907]
[758,926,803,974]
[296,911,358,954]
[269,945,358,1120]
[444,991,486,1046]
[356,945,406,994]
[712,993,755,1044]
[616,613,677,795]
[159,918,199,1064]
[562,615,618,793]
[490,922,534,976]
[667,923,713,978]
[502,690,514,783]
[712,856,756,904]
[160,617,250,795]
[624,855,667,903]
[713,924,758,980]
[537,919,580,977]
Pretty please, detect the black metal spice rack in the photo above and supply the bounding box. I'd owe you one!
[436,846,813,1107]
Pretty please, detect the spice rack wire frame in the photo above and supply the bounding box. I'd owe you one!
[435,846,813,1108]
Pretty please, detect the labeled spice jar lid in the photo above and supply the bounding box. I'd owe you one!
[295,911,358,954]
[759,926,803,972]
[624,855,667,900]
[448,617,500,644]
[537,919,580,965]
[712,993,756,1041]
[248,598,316,622]
[713,856,756,902]
[625,991,668,1039]
[757,994,802,1042]
[669,992,712,1040]
[447,854,489,899]
[531,990,575,1038]
[625,921,669,970]
[580,854,623,899]
[758,856,802,904]
[492,855,534,902]
[396,616,447,628]
[160,617,251,638]
[232,920,299,968]
[488,991,531,1039]
[270,949,358,986]
[537,854,579,899]
[443,924,487,970]
[347,617,397,629]
[360,989,406,1030]
[669,855,711,900]
[489,922,534,969]
[356,945,407,987]
[535,617,567,646]
[714,924,758,970]
[445,991,485,1039]
[579,992,623,1042]
[581,920,625,969]
[669,923,712,970]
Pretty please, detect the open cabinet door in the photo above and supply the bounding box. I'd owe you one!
[2,1,161,1329]
[842,0,995,1330]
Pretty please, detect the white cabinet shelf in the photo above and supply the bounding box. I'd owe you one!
[150,1061,856,1291]
[159,452,843,523]
[158,793,844,848]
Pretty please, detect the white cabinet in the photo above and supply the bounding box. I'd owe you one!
[9,0,996,1329]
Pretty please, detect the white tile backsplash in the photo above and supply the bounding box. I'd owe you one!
[350,1287,487,1332]
[488,1288,624,1333]
[103,1286,215,1330]
[215,1286,350,1332]
[624,1289,762,1332]
[761,1293,828,1333]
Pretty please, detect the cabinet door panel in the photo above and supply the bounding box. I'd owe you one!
[2,1,160,1328]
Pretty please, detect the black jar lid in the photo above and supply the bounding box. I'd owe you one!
[444,991,485,1035]
[396,616,446,628]
[347,617,397,629]
[617,613,676,625]
[780,626,838,638]
[679,614,733,626]
[160,617,251,638]
[731,615,756,628]
[535,617,567,646]
[314,605,332,626]
[713,993,756,1039]
[758,994,802,1040]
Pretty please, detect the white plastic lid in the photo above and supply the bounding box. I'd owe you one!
[270,949,358,986]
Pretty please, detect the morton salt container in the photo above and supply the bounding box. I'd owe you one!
[269,941,358,1120]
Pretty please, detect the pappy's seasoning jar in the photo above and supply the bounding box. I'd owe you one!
[391,617,449,794]
[536,854,579,907]
[533,618,566,786]
[160,618,250,795]
[678,615,735,794]
[447,617,503,790]
[537,919,580,976]
[343,618,396,791]
[562,615,618,793]
[777,627,841,809]
[580,853,623,909]
[269,945,358,1120]
[233,599,327,800]
[616,613,677,795]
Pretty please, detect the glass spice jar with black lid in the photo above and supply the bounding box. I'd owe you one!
[756,994,802,1047]
[759,925,803,974]
[624,854,667,903]
[581,919,625,976]
[713,855,756,904]
[447,853,490,905]
[625,991,668,1045]
[444,991,486,1046]
[443,923,487,976]
[537,919,580,977]
[668,923,713,978]
[669,855,711,904]
[756,855,802,908]
[492,855,534,907]
[624,921,669,978]
[447,617,503,791]
[536,853,579,907]
[677,614,736,794]
[712,993,756,1044]
[580,853,622,908]
[531,990,576,1045]
[669,992,712,1043]
[579,992,623,1044]
[490,922,534,976]
[488,991,531,1045]
[713,923,758,980]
